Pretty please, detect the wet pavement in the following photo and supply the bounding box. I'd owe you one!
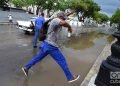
[0,24,114,86]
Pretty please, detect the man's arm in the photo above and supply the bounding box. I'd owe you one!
[35,18,37,26]
[66,11,75,16]
[59,20,72,33]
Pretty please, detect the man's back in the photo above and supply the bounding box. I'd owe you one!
[35,17,45,29]
[33,13,45,48]
[45,18,62,47]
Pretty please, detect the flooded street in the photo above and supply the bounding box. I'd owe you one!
[0,24,114,86]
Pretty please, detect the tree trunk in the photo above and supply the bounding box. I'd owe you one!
[47,9,51,17]
[36,6,40,16]
[117,23,120,31]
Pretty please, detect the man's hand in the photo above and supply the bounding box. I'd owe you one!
[68,27,72,33]
[59,20,72,33]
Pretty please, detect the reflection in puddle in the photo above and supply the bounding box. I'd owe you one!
[65,32,115,50]
[23,78,29,86]
[32,48,38,56]
[106,35,115,43]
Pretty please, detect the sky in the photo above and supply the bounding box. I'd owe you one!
[94,0,120,16]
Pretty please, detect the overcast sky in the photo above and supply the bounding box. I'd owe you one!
[94,0,120,16]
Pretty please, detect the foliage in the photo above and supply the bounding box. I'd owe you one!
[10,0,102,19]
[111,9,120,30]
[67,0,100,18]
[94,12,109,23]
[42,0,58,10]
[53,0,68,11]
[33,0,44,7]
[111,8,120,24]
[68,0,88,12]
[10,0,100,12]
[83,0,101,18]
[11,0,24,8]
[0,0,9,6]
[11,0,34,8]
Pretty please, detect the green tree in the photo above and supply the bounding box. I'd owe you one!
[11,0,34,8]
[94,12,109,23]
[0,0,9,6]
[111,8,120,24]
[65,0,100,20]
[111,8,120,30]
[11,0,24,8]
[83,0,101,18]
[68,0,88,13]
[40,0,65,16]
[56,0,69,11]
[42,0,58,10]
[10,0,101,19]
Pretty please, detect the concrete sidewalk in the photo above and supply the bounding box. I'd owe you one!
[0,10,36,23]
[0,21,17,25]
[80,40,116,86]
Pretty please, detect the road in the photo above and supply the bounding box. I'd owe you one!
[0,24,112,86]
[0,10,36,23]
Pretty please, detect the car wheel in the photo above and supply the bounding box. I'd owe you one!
[24,31,30,35]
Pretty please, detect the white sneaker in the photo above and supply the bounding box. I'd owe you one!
[68,75,80,83]
[22,67,28,76]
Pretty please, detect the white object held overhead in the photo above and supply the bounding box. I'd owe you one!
[67,32,71,37]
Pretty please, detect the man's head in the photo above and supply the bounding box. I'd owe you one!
[39,13,44,17]
[57,11,67,20]
[41,13,44,17]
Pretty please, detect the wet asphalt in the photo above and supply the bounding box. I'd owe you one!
[0,24,112,86]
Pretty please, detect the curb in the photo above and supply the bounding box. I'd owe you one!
[0,22,17,25]
[80,40,116,86]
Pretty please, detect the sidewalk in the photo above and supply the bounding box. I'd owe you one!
[0,21,17,25]
[0,10,36,23]
[80,40,116,86]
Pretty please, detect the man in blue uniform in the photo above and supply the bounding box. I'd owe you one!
[33,13,45,48]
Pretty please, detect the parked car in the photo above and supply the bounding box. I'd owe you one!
[16,17,49,34]
[16,17,34,34]
[16,11,82,35]
[16,11,62,34]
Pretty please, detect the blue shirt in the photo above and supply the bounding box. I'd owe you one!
[35,16,45,29]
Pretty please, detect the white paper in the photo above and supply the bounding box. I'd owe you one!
[68,32,71,37]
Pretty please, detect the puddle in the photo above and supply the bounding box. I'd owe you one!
[0,25,115,86]
[64,32,114,50]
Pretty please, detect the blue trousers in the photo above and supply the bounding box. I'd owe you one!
[25,41,74,81]
[33,28,39,47]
